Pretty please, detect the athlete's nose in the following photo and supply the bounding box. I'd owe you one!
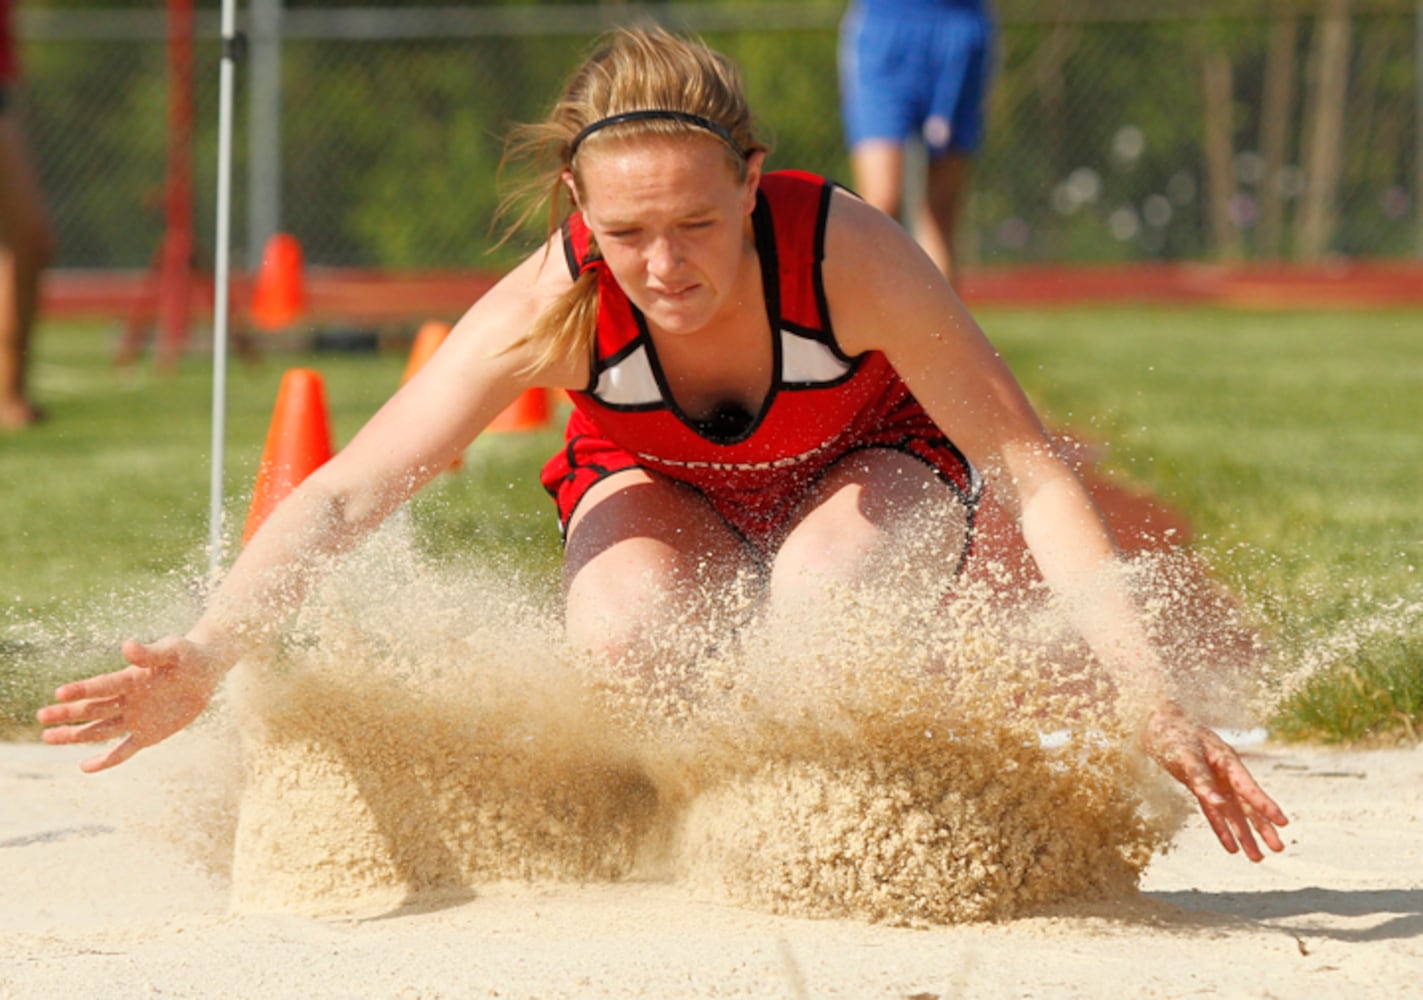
[646,234,684,282]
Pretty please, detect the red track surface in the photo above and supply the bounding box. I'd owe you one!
[960,260,1423,309]
[42,260,1423,330]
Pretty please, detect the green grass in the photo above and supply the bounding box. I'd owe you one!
[3,307,1421,743]
[981,305,1423,744]
[0,322,564,732]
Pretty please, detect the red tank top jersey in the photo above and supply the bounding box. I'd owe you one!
[540,169,980,554]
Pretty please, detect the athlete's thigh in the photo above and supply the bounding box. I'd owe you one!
[771,447,972,593]
[563,467,758,634]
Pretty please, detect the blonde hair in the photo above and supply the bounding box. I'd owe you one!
[498,25,768,375]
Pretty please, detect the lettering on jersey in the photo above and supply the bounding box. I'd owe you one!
[635,436,836,473]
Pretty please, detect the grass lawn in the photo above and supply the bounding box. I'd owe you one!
[2,306,1420,741]
[981,305,1423,743]
[0,322,563,729]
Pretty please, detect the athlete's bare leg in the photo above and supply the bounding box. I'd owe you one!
[563,467,758,673]
[768,448,971,622]
[563,453,969,688]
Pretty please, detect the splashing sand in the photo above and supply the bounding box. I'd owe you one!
[228,533,661,915]
[209,521,1252,924]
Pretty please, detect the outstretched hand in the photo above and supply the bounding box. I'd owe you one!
[1142,702,1289,861]
[36,637,227,773]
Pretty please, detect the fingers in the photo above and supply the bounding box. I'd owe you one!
[1221,760,1288,855]
[1155,720,1289,862]
[36,692,124,729]
[1223,804,1264,862]
[38,650,153,748]
[39,644,167,724]
[1195,785,1266,861]
[1231,771,1290,828]
[1190,768,1252,858]
[36,638,204,774]
[80,736,140,774]
[1194,744,1289,862]
[40,714,129,746]
[48,666,141,706]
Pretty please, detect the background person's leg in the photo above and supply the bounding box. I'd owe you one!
[848,139,907,223]
[0,113,54,429]
[918,148,974,285]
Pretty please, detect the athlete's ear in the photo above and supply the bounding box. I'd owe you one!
[741,150,767,215]
[560,169,580,208]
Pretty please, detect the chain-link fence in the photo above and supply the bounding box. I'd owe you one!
[17,1,1423,272]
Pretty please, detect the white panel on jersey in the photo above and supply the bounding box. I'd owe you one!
[594,344,662,405]
[780,328,851,385]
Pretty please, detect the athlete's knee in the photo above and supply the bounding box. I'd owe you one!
[565,562,680,666]
[771,516,876,591]
[565,612,646,672]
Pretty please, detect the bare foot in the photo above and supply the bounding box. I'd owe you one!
[0,397,43,430]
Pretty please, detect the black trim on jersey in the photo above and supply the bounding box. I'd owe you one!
[561,215,605,282]
[766,177,863,390]
[777,317,859,362]
[752,190,782,341]
[545,434,627,541]
[558,216,607,397]
[777,315,862,392]
[597,332,645,371]
[549,449,767,570]
[812,180,838,350]
[633,305,764,433]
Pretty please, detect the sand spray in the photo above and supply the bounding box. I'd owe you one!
[215,517,1199,923]
[19,509,1416,925]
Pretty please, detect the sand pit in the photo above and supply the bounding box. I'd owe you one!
[4,737,1420,998]
[6,480,1420,996]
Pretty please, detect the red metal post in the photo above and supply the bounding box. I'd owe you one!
[116,0,196,368]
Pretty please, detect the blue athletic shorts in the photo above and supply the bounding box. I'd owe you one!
[838,2,994,157]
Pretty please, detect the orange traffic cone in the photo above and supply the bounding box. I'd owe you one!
[243,368,335,544]
[401,320,451,385]
[487,388,551,433]
[250,233,307,332]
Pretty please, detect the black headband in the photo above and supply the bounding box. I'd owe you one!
[569,110,745,160]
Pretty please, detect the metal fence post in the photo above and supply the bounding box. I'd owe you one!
[248,0,283,269]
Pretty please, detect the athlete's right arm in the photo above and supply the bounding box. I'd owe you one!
[38,239,582,772]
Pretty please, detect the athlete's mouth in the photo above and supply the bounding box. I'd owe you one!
[651,282,699,300]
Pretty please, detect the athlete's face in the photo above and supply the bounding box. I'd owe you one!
[571,136,763,337]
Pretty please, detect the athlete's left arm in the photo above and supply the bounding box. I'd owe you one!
[822,188,1287,860]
